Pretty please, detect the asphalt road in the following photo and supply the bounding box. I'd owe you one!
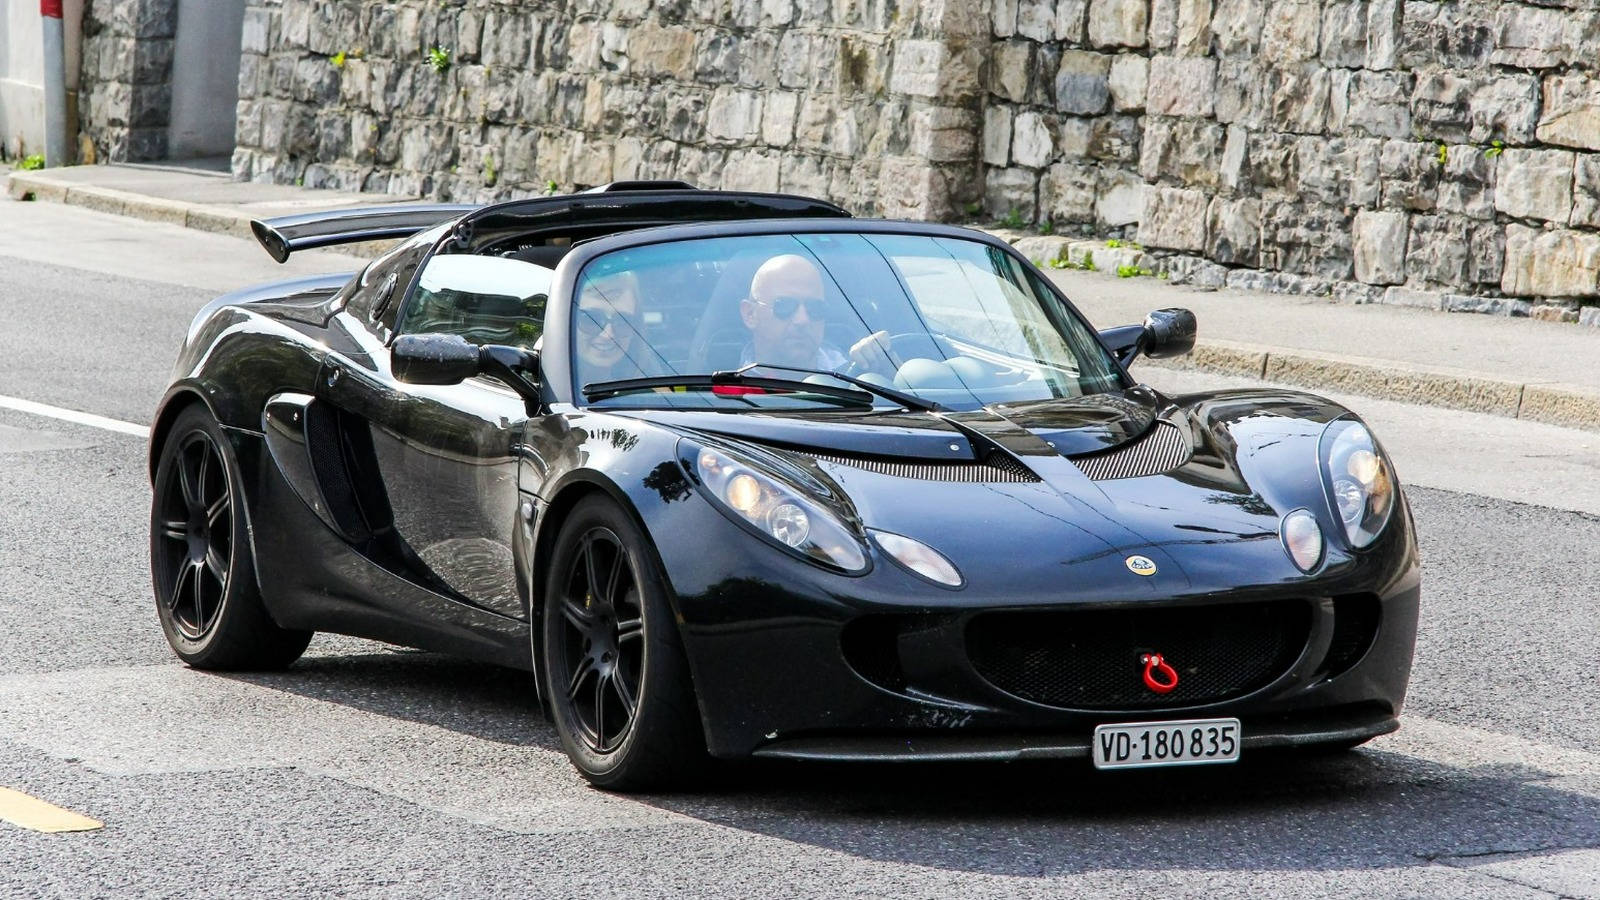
[1,198,1597,898]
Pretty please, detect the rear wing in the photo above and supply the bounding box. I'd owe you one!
[249,182,851,263]
[249,203,479,263]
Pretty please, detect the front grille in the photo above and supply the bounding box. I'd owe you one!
[809,450,1040,483]
[966,600,1312,710]
[1070,422,1191,480]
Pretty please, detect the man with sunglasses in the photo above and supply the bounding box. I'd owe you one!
[738,254,891,373]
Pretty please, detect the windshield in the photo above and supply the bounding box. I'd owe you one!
[571,232,1126,411]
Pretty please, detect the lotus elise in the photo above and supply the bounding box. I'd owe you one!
[148,183,1419,789]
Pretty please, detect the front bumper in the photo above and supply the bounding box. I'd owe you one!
[646,478,1421,760]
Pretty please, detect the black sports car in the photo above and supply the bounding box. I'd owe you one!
[148,183,1419,789]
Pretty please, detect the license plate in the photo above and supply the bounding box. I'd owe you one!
[1092,718,1241,770]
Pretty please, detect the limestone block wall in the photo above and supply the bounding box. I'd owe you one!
[231,0,988,219]
[79,0,179,162]
[225,0,1600,310]
[983,0,1600,314]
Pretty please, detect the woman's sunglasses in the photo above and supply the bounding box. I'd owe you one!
[577,308,632,335]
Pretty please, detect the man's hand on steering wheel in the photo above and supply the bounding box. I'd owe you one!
[847,330,894,375]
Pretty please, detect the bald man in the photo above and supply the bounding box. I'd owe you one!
[738,254,891,372]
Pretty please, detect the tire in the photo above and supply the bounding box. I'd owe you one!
[541,495,707,791]
[150,404,312,670]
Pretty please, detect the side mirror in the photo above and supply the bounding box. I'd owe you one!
[1098,308,1196,366]
[392,333,542,406]
[1141,307,1197,359]
[392,333,480,385]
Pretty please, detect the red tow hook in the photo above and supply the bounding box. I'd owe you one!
[1141,652,1179,694]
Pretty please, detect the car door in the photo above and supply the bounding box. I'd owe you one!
[319,246,553,620]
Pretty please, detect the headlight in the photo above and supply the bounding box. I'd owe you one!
[684,442,867,573]
[1319,419,1395,548]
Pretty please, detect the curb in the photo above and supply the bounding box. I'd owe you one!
[7,170,257,240]
[1148,339,1600,432]
[10,170,1600,434]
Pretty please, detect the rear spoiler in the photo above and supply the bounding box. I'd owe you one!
[248,184,695,262]
[249,203,479,263]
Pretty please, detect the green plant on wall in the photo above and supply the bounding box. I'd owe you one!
[1048,252,1097,272]
[330,51,347,68]
[1484,139,1505,158]
[426,46,452,74]
[1436,142,1448,165]
[996,208,1026,229]
[18,154,44,171]
[482,154,498,187]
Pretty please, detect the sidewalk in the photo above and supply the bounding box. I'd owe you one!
[9,163,1600,432]
[5,163,398,241]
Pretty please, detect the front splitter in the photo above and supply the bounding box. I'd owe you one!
[750,708,1398,763]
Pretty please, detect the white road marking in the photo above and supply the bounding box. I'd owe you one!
[0,394,149,438]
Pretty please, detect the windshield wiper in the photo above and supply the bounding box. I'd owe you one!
[584,364,946,413]
[582,371,876,407]
[728,362,945,412]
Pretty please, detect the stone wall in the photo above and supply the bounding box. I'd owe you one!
[231,0,988,219]
[984,0,1600,315]
[79,0,179,162]
[223,0,1600,310]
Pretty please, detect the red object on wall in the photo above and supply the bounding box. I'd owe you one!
[41,0,64,18]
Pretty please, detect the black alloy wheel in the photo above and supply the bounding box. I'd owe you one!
[153,428,232,640]
[554,527,645,753]
[542,496,705,790]
[150,405,312,670]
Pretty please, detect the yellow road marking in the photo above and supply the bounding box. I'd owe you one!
[0,787,103,833]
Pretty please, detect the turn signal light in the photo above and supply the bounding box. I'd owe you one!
[1281,508,1325,573]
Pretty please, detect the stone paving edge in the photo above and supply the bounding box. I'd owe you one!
[7,170,254,239]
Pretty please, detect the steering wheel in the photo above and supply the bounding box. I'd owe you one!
[841,330,958,377]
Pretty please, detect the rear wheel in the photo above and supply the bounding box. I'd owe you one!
[150,404,311,669]
[541,496,706,790]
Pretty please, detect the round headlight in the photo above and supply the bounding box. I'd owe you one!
[1331,477,1365,524]
[1280,508,1324,572]
[726,473,762,513]
[1319,419,1395,548]
[767,503,810,547]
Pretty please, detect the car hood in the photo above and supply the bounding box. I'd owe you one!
[619,386,1354,600]
[621,386,1159,459]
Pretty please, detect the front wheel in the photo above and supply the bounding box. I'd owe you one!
[150,404,311,669]
[541,496,706,790]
